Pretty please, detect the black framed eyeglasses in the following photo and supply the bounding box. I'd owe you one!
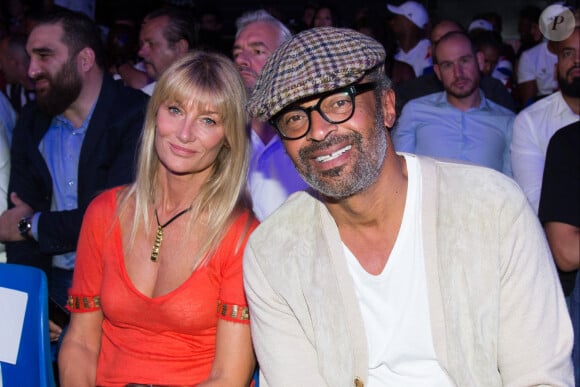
[270,82,377,140]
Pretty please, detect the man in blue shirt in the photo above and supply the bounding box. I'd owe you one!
[392,31,514,175]
[0,10,148,307]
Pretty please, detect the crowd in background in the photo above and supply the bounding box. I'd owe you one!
[0,0,570,112]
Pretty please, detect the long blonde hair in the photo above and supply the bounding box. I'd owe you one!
[119,51,249,268]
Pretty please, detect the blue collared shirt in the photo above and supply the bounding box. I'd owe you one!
[393,90,514,176]
[33,105,95,270]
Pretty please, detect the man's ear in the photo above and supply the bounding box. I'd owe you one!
[77,47,96,72]
[531,23,541,41]
[176,39,189,55]
[433,63,441,81]
[476,51,485,72]
[382,89,397,129]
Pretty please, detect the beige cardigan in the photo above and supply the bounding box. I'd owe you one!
[243,154,573,387]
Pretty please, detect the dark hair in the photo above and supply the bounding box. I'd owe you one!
[196,5,223,24]
[519,5,542,24]
[36,9,106,69]
[429,18,465,44]
[470,29,502,53]
[432,30,475,64]
[144,7,194,49]
[312,3,341,27]
[475,11,502,32]
[105,22,139,68]
[4,32,28,53]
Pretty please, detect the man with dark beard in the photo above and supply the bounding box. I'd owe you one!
[0,10,148,311]
[511,25,580,214]
[516,26,580,384]
[243,27,573,386]
[392,31,515,176]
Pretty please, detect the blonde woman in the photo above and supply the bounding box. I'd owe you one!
[59,51,257,387]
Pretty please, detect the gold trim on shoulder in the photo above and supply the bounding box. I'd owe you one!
[217,300,249,321]
[66,295,101,311]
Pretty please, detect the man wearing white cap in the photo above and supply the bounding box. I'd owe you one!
[514,4,573,108]
[468,18,493,32]
[387,0,431,77]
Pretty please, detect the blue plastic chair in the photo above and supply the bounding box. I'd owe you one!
[0,263,55,387]
[252,366,259,387]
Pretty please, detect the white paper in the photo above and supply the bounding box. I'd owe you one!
[0,287,28,364]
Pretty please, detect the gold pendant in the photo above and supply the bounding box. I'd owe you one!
[150,226,163,262]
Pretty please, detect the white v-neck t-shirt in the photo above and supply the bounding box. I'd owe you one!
[344,155,453,386]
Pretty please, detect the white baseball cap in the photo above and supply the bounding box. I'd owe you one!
[468,19,494,32]
[387,1,429,29]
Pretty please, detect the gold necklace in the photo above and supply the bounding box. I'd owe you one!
[150,207,191,262]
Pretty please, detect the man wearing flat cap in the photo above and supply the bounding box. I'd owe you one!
[243,27,573,387]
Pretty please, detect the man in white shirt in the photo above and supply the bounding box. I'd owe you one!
[0,120,9,263]
[232,10,307,221]
[511,26,580,213]
[0,33,36,122]
[516,39,558,107]
[0,90,17,145]
[387,1,431,77]
[0,93,14,262]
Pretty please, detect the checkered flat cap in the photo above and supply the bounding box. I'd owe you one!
[248,27,386,121]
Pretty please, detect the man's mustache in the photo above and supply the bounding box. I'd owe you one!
[566,64,580,77]
[237,65,257,76]
[298,133,362,160]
